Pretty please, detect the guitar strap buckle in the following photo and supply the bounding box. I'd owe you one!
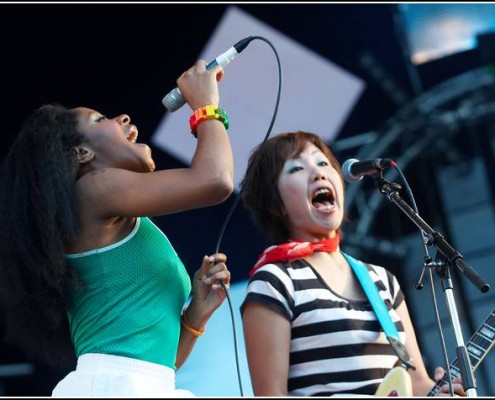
[387,335,416,371]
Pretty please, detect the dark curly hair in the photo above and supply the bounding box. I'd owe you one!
[240,131,345,245]
[0,104,84,367]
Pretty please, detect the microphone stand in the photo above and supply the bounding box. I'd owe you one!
[374,176,491,397]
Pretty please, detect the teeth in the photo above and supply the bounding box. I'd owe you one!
[315,188,330,196]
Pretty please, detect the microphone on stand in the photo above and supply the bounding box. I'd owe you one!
[162,36,254,112]
[342,158,396,183]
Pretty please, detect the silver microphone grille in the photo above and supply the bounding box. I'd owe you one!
[162,88,187,112]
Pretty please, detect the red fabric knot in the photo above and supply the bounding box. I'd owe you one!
[249,233,340,278]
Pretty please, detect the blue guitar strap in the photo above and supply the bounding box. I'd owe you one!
[342,252,415,369]
[342,252,400,339]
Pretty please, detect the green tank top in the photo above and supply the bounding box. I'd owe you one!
[65,217,191,369]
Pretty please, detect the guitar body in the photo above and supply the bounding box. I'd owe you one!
[375,367,413,397]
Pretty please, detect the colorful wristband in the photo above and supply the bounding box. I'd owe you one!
[189,105,229,138]
[181,311,205,337]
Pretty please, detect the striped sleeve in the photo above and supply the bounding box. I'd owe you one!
[240,263,295,321]
[367,263,405,310]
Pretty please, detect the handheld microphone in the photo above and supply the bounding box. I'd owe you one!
[162,36,254,112]
[342,158,396,183]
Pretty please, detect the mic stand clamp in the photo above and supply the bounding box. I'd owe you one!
[375,176,491,397]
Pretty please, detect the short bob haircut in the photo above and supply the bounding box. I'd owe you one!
[240,131,345,244]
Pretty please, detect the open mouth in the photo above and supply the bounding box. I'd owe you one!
[311,187,335,210]
[126,127,138,143]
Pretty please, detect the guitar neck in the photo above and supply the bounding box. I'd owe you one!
[428,308,495,396]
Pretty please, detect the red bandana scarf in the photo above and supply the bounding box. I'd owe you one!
[249,233,341,278]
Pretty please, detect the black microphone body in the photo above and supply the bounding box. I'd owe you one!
[342,158,395,183]
[162,36,253,112]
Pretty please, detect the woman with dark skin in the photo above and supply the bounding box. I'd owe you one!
[239,131,465,397]
[0,60,233,396]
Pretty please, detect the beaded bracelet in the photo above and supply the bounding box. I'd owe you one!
[189,104,229,138]
[181,311,205,337]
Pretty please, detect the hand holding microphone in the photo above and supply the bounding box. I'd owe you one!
[162,36,254,112]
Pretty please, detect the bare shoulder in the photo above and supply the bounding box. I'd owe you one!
[75,168,134,198]
[73,168,136,218]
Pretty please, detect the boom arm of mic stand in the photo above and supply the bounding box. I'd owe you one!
[376,178,490,293]
[376,177,488,396]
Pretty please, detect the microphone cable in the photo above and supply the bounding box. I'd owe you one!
[214,35,282,397]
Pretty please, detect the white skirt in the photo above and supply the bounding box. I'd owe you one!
[51,353,194,397]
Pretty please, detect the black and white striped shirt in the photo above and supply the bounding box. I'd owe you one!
[240,254,406,396]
